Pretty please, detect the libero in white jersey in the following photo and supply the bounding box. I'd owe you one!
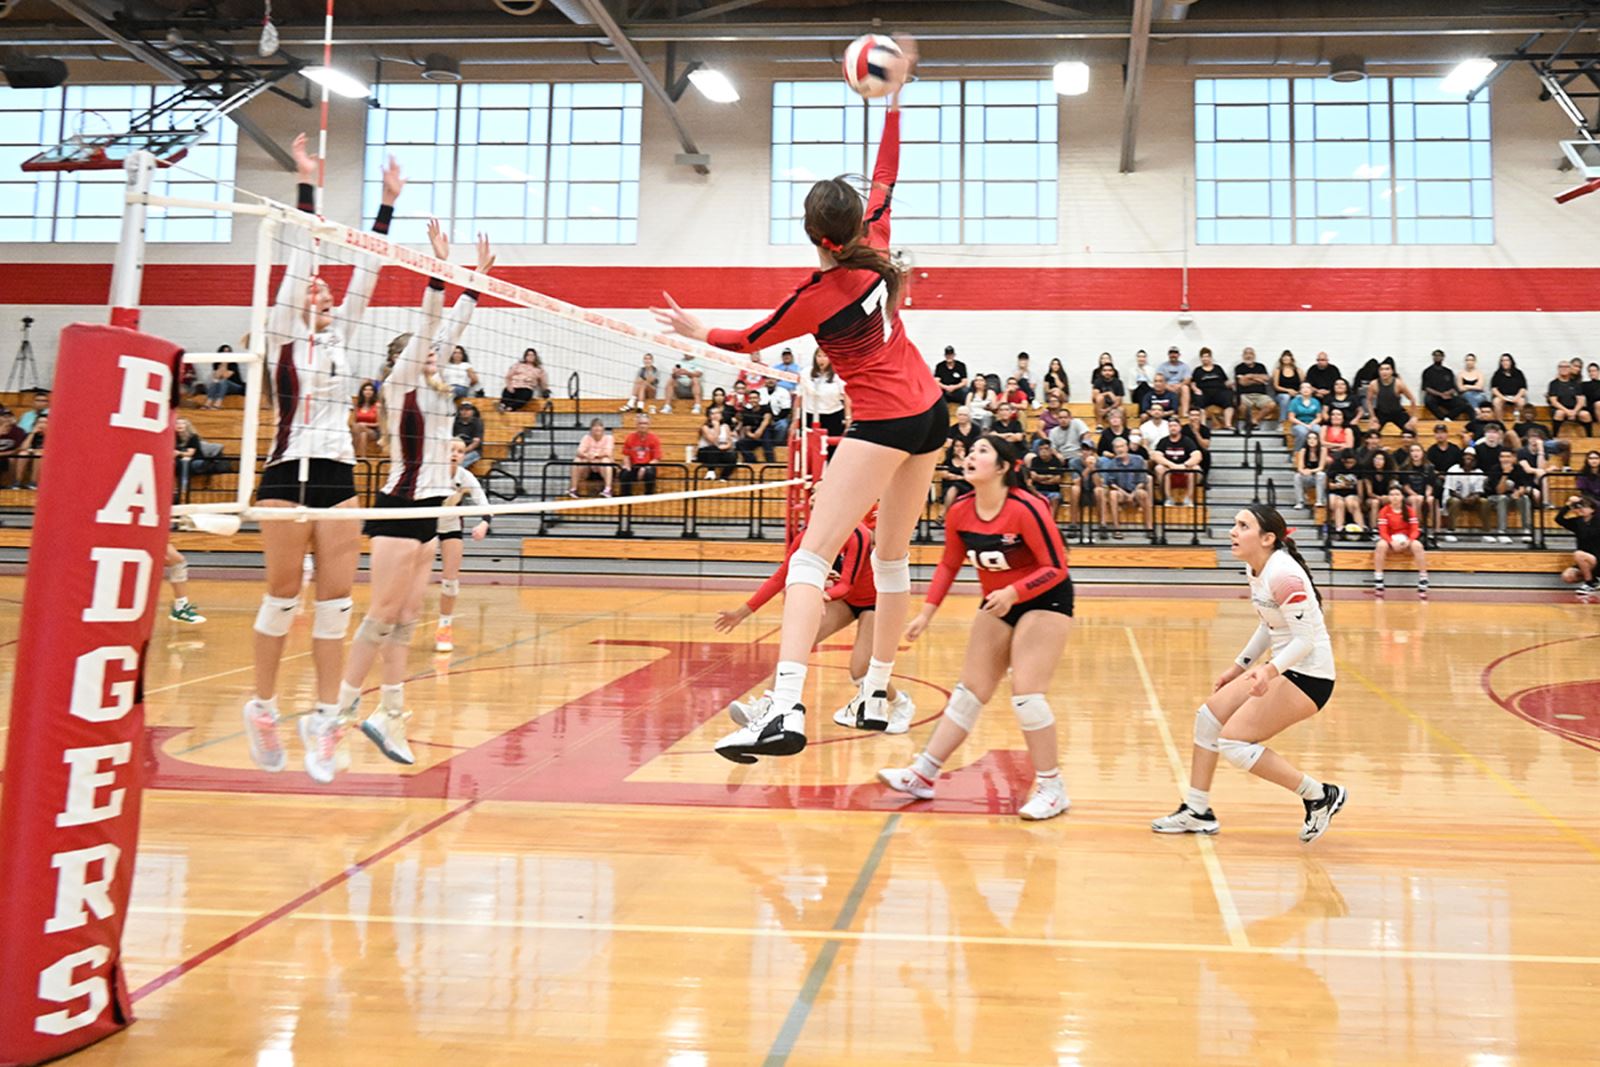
[1151,505,1348,843]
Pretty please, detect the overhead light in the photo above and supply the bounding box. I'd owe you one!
[1328,55,1367,83]
[421,53,461,83]
[1441,58,1495,95]
[688,68,739,104]
[1053,61,1090,97]
[302,65,371,100]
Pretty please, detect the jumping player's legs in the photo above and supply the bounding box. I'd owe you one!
[309,502,361,705]
[252,503,315,704]
[341,536,429,692]
[867,447,942,669]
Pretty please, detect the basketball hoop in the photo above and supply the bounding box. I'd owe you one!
[21,128,204,173]
[1554,177,1600,204]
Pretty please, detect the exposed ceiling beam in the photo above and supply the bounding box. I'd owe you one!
[996,0,1096,18]
[679,0,773,23]
[574,0,710,174]
[1119,0,1153,173]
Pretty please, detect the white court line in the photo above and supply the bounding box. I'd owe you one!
[1124,625,1250,950]
[126,905,1600,968]
[144,652,310,696]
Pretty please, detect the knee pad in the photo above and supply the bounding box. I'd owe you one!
[1010,692,1055,731]
[943,684,984,732]
[440,578,460,597]
[386,620,418,646]
[1218,737,1264,771]
[165,560,189,585]
[253,594,302,638]
[353,616,398,647]
[870,553,911,594]
[784,548,830,591]
[1194,704,1222,753]
[312,597,354,641]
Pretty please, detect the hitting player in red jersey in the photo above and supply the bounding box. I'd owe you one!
[654,39,948,763]
[715,518,915,741]
[881,436,1075,821]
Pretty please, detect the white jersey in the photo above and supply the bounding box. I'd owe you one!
[264,224,380,468]
[438,465,488,534]
[1240,550,1335,681]
[380,283,478,501]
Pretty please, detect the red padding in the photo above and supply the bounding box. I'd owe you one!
[0,323,181,1066]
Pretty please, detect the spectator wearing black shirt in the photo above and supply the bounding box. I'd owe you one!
[1091,365,1126,423]
[1305,351,1342,401]
[1142,373,1181,418]
[1043,357,1070,401]
[1014,352,1037,405]
[1471,424,1509,481]
[1397,442,1438,534]
[1466,403,1504,443]
[1486,448,1536,543]
[1294,431,1328,507]
[1328,450,1364,537]
[1361,450,1398,530]
[1186,347,1236,429]
[1577,449,1600,498]
[1421,349,1473,421]
[991,403,1028,449]
[1096,409,1134,456]
[1425,423,1463,477]
[934,346,970,405]
[1368,363,1419,435]
[947,405,981,454]
[1349,357,1389,417]
[735,394,775,464]
[1547,360,1592,437]
[1490,353,1529,423]
[1325,378,1359,429]
[1272,351,1302,422]
[1233,347,1274,427]
[1183,408,1213,480]
[1389,428,1421,468]
[1151,419,1204,505]
[14,413,45,490]
[940,439,972,508]
[1026,440,1067,512]
[1555,494,1600,592]
[453,403,486,468]
[0,411,21,487]
[1583,361,1600,424]
[204,344,244,409]
[1517,425,1560,479]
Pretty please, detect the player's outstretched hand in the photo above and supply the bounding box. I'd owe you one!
[427,217,449,261]
[476,232,496,276]
[381,154,405,204]
[651,292,709,343]
[291,132,319,184]
[471,522,489,541]
[714,606,750,633]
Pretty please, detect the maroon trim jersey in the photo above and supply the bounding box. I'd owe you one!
[704,111,941,423]
[927,490,1069,606]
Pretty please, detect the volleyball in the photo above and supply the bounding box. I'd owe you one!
[1390,533,1410,551]
[842,34,907,98]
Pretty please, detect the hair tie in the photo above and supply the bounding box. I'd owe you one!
[819,237,845,254]
[1283,526,1297,538]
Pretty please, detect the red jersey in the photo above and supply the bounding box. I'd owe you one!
[705,111,941,423]
[747,522,877,612]
[622,431,662,466]
[927,490,1069,606]
[1377,504,1420,544]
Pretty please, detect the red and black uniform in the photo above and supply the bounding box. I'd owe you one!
[928,489,1073,626]
[705,110,945,454]
[748,522,878,619]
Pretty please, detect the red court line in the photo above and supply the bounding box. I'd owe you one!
[1480,633,1600,753]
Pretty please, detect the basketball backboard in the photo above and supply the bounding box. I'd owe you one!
[21,128,204,173]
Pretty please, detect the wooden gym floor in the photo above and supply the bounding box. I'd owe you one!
[1,576,1597,1065]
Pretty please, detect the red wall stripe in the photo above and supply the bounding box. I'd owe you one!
[2,264,1596,313]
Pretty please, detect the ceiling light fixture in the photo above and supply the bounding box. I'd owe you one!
[1053,61,1090,97]
[1441,58,1495,95]
[688,68,739,104]
[302,65,371,99]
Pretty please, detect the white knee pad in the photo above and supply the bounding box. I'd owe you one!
[386,620,418,646]
[870,553,911,594]
[440,578,460,597]
[784,548,830,591]
[354,616,398,647]
[165,560,189,585]
[253,594,302,638]
[1194,704,1222,753]
[943,684,984,732]
[1218,737,1264,771]
[1011,692,1055,731]
[312,597,354,641]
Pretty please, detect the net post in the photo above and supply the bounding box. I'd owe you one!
[109,152,156,330]
[237,214,278,513]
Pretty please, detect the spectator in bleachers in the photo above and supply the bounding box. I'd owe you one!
[759,377,792,448]
[1047,403,1089,456]
[1490,353,1529,423]
[1555,494,1600,593]
[1233,347,1274,428]
[1458,353,1490,413]
[801,351,849,436]
[1067,439,1100,528]
[966,375,998,428]
[500,348,547,412]
[1043,357,1070,401]
[1485,448,1537,543]
[1156,345,1190,391]
[1026,439,1067,512]
[1583,361,1600,424]
[1186,347,1235,430]
[1373,485,1429,596]
[697,407,737,480]
[947,405,980,454]
[731,349,768,403]
[1577,450,1600,498]
[933,345,970,405]
[18,389,48,434]
[13,413,45,490]
[618,413,662,497]
[203,345,244,409]
[1305,350,1342,402]
[1389,428,1421,467]
[1295,430,1328,508]
[1322,407,1355,452]
[1421,349,1473,421]
[1151,418,1204,506]
[1129,349,1154,409]
[939,439,972,508]
[991,402,1028,450]
[454,403,486,469]
[1517,426,1558,486]
[1368,362,1419,435]
[621,352,660,412]
[1361,450,1398,530]
[1547,359,1593,437]
[0,410,22,487]
[1138,406,1170,454]
[1272,351,1302,423]
[1325,377,1359,428]
[663,353,704,415]
[773,348,802,394]
[1002,376,1029,408]
[1426,423,1463,476]
[1184,407,1213,481]
[734,392,775,465]
[1466,402,1503,444]
[1097,407,1134,455]
[1349,357,1387,416]
[1471,422,1509,478]
[174,416,210,498]
[350,381,381,458]
[1397,443,1438,536]
[1014,353,1037,405]
[1098,436,1151,538]
[1091,364,1125,423]
[1142,373,1181,418]
[441,345,480,400]
[707,386,737,428]
[567,418,615,498]
[1286,382,1323,449]
[1442,450,1491,542]
[1328,450,1364,538]
[1033,391,1064,450]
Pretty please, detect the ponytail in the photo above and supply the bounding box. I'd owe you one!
[803,174,906,322]
[830,239,904,321]
[980,434,1030,491]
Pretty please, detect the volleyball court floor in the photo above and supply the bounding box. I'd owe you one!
[0,576,1595,1064]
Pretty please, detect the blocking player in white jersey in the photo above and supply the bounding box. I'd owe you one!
[242,133,404,777]
[1151,504,1348,843]
[433,438,490,653]
[323,223,494,780]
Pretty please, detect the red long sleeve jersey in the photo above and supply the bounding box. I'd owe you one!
[927,490,1069,606]
[1377,504,1420,544]
[705,111,941,423]
[747,523,877,612]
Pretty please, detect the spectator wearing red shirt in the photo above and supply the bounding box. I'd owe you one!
[619,413,663,497]
[1374,485,1428,596]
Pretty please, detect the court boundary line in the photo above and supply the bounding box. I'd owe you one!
[1124,626,1249,949]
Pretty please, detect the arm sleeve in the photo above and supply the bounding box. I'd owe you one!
[1235,624,1272,669]
[706,282,820,354]
[1009,497,1067,603]
[865,109,900,248]
[437,291,480,354]
[826,529,864,601]
[1264,568,1320,674]
[389,278,446,391]
[924,521,970,608]
[746,559,790,612]
[336,203,395,328]
[265,183,317,352]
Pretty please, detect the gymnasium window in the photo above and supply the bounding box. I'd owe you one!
[364,82,642,246]
[1195,76,1492,245]
[770,79,1057,245]
[0,84,238,243]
